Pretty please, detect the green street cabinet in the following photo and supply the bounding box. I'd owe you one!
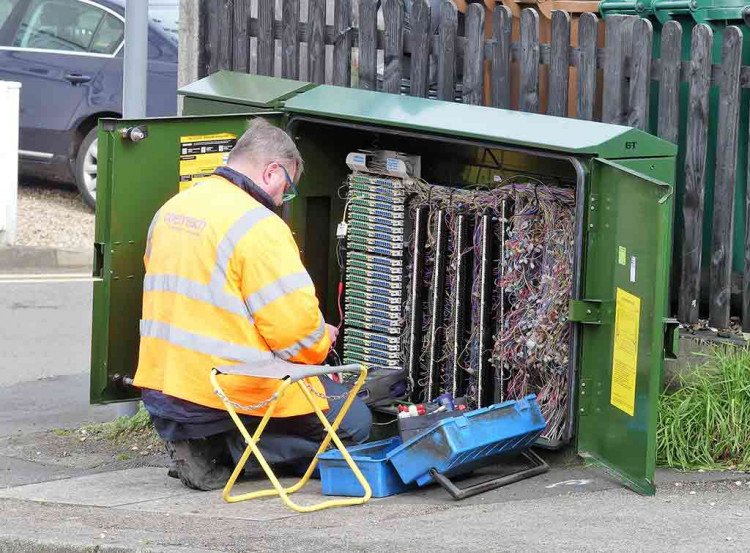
[90,73,677,496]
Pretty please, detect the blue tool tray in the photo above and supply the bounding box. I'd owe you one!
[387,395,546,486]
[318,437,415,498]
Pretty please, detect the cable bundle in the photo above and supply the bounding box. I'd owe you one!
[401,178,575,440]
[492,190,575,442]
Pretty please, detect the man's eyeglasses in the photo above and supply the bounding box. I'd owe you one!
[279,164,298,203]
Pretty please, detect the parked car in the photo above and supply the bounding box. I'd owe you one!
[0,0,179,209]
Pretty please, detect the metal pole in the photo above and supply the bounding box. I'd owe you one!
[119,1,149,417]
[123,0,149,118]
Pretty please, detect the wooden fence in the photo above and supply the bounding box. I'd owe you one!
[183,0,750,331]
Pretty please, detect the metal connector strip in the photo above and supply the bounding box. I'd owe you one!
[426,209,448,402]
[406,206,427,400]
[450,213,471,398]
[477,209,494,408]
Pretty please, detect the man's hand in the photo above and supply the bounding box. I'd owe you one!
[326,323,340,345]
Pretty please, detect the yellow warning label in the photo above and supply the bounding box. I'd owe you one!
[618,246,627,266]
[179,133,237,191]
[611,288,641,416]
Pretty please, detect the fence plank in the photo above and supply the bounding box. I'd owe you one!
[547,10,570,117]
[217,0,234,71]
[745,126,750,330]
[257,0,275,75]
[180,0,207,82]
[282,0,300,79]
[232,0,251,71]
[709,26,743,329]
[333,0,352,87]
[601,14,623,123]
[490,5,512,109]
[620,17,635,122]
[657,21,682,143]
[307,0,326,84]
[627,18,652,130]
[358,0,377,90]
[602,15,635,125]
[576,12,598,121]
[437,0,458,101]
[463,4,484,105]
[203,0,220,75]
[678,24,713,324]
[519,8,539,113]
[383,0,405,94]
[410,0,431,97]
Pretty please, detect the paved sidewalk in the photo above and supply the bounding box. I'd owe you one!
[1,246,749,551]
[1,444,749,553]
[1,346,749,552]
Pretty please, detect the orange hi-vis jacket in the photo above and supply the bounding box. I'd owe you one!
[133,174,332,417]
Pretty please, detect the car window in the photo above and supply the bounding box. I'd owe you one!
[0,0,21,29]
[12,0,104,52]
[149,2,179,42]
[90,13,123,55]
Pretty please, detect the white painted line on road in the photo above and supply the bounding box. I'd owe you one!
[0,274,102,284]
[545,479,592,489]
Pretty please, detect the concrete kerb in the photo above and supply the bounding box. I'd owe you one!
[0,537,136,553]
[0,246,92,274]
[0,536,217,553]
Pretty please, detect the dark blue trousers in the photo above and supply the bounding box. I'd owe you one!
[226,378,372,465]
[146,379,372,490]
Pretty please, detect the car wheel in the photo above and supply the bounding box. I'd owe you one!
[75,127,98,210]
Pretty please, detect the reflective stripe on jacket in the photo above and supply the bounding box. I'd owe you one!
[133,175,332,417]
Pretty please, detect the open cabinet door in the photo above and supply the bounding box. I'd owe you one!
[90,113,283,404]
[575,158,674,495]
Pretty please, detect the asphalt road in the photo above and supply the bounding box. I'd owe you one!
[0,281,92,386]
[0,280,119,436]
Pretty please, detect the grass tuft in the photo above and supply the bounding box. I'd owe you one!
[104,404,154,439]
[81,402,158,444]
[657,346,750,470]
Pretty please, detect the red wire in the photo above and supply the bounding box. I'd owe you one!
[331,281,344,383]
[337,281,344,329]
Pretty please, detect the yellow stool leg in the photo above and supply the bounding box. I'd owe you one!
[286,369,370,494]
[291,374,373,506]
[209,368,372,513]
[210,374,290,503]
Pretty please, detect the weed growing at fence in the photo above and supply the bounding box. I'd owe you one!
[657,347,750,470]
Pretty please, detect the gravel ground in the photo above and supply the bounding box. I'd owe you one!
[16,180,94,251]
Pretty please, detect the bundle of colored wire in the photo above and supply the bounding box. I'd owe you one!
[400,177,575,440]
[491,190,575,442]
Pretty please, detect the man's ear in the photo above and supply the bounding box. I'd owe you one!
[260,164,273,186]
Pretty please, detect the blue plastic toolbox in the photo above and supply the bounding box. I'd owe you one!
[318,437,415,498]
[387,395,547,487]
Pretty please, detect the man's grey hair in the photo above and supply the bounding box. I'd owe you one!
[227,118,304,179]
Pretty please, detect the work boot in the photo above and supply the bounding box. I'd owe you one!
[164,441,179,479]
[167,437,232,491]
